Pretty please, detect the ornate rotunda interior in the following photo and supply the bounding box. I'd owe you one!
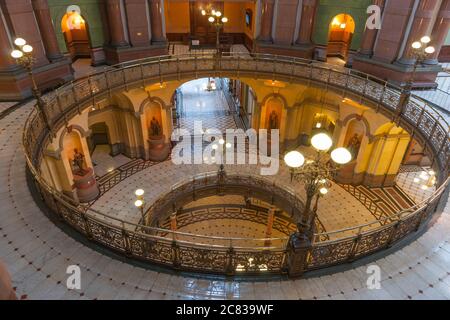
[0,0,449,301]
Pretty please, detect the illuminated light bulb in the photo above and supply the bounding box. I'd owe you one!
[11,50,23,59]
[421,36,431,44]
[311,133,333,151]
[215,11,222,17]
[340,23,346,29]
[221,17,228,23]
[284,151,305,168]
[14,38,26,46]
[320,187,329,195]
[425,46,435,54]
[135,189,145,197]
[212,10,216,15]
[421,185,429,190]
[212,144,218,150]
[316,122,322,129]
[226,142,232,149]
[201,9,206,15]
[134,199,143,207]
[219,139,225,145]
[22,45,33,53]
[412,41,422,49]
[208,16,215,23]
[331,148,352,165]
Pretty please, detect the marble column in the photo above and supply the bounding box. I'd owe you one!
[358,0,385,56]
[149,0,165,43]
[295,0,317,45]
[106,0,129,47]
[258,0,275,42]
[397,0,440,65]
[0,12,15,71]
[426,0,450,64]
[31,0,63,61]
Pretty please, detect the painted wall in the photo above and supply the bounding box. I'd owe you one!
[164,0,190,33]
[48,0,106,53]
[312,0,371,50]
[223,2,246,33]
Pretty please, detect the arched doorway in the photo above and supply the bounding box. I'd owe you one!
[61,11,91,62]
[327,14,355,62]
[88,122,111,154]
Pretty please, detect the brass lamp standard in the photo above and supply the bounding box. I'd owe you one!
[134,189,146,222]
[284,133,352,240]
[206,10,228,53]
[407,36,436,91]
[10,38,53,134]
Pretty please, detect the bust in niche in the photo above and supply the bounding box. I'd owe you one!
[71,148,88,176]
[149,116,163,139]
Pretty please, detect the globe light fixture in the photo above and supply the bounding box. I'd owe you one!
[208,16,215,23]
[203,7,227,53]
[425,46,435,54]
[10,38,53,135]
[22,45,33,53]
[11,50,23,59]
[331,148,352,165]
[14,38,26,46]
[420,36,431,44]
[134,199,143,208]
[311,133,333,151]
[284,132,352,241]
[284,151,305,168]
[412,42,422,49]
[135,189,145,197]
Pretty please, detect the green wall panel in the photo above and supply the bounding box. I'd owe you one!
[48,0,106,53]
[312,0,372,50]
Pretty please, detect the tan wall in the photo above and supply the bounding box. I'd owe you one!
[164,0,191,33]
[224,2,245,33]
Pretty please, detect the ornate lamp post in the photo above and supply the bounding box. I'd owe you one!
[202,9,228,53]
[10,38,53,135]
[407,36,436,91]
[284,133,352,240]
[134,189,146,222]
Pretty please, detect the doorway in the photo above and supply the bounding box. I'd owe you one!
[61,11,91,62]
[327,14,355,62]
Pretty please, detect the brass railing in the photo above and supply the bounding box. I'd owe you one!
[23,53,449,276]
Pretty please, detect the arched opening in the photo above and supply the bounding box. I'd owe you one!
[61,11,91,62]
[88,122,111,155]
[327,14,355,63]
[344,119,365,160]
[312,113,335,136]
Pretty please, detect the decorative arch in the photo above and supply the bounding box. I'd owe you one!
[58,125,91,153]
[139,95,168,114]
[340,114,372,139]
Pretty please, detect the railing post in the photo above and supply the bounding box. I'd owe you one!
[225,246,235,276]
[81,211,93,240]
[286,233,312,278]
[121,222,132,256]
[171,240,181,269]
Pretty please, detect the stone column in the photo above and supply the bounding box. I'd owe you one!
[149,0,165,43]
[31,0,63,61]
[258,0,275,42]
[397,0,441,65]
[0,12,15,71]
[358,0,385,56]
[106,0,129,47]
[295,0,317,45]
[426,0,450,64]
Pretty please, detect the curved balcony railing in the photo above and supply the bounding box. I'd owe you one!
[23,53,450,276]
